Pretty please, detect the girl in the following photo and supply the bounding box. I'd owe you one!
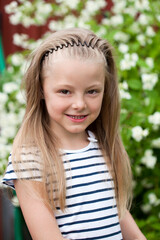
[2,28,146,240]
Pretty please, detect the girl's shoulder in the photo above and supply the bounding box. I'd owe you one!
[2,146,43,189]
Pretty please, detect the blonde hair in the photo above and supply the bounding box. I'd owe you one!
[12,28,132,218]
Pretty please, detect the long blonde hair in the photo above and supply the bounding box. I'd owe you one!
[12,28,132,218]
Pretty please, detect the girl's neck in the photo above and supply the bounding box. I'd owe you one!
[56,131,89,150]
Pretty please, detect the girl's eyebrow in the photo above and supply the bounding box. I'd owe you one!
[87,83,104,88]
[54,84,74,88]
[54,82,103,89]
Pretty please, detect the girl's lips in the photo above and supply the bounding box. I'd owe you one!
[66,114,88,122]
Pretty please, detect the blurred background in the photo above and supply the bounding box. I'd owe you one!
[0,0,160,239]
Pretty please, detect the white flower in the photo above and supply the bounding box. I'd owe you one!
[120,53,138,70]
[141,150,157,169]
[53,3,68,15]
[148,112,160,128]
[1,126,17,139]
[129,22,140,34]
[0,144,12,159]
[10,53,24,66]
[156,15,160,22]
[0,136,8,145]
[88,0,106,9]
[22,16,34,28]
[152,138,160,148]
[132,126,149,142]
[96,27,107,37]
[119,81,131,99]
[5,1,18,14]
[112,1,126,14]
[114,32,130,42]
[21,0,32,9]
[123,7,137,17]
[16,91,26,104]
[141,73,158,90]
[143,129,149,137]
[121,81,128,90]
[77,20,90,30]
[9,12,22,25]
[55,0,62,3]
[18,108,25,122]
[0,92,8,104]
[34,3,52,25]
[34,14,47,25]
[131,53,138,62]
[11,195,20,207]
[1,111,19,132]
[141,204,151,213]
[27,39,43,50]
[119,89,131,100]
[118,43,129,53]
[146,26,155,37]
[148,193,160,206]
[138,14,150,25]
[80,9,92,22]
[110,15,124,27]
[102,18,110,26]
[63,15,77,28]
[97,0,107,8]
[137,34,146,46]
[135,0,150,11]
[65,0,80,9]
[145,57,154,69]
[13,33,29,48]
[3,82,18,94]
[49,20,63,31]
[85,0,103,14]
[37,2,52,15]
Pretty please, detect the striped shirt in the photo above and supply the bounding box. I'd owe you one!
[2,131,123,240]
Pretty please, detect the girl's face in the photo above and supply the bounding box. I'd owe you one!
[42,57,105,142]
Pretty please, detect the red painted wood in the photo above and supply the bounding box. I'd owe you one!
[0,0,48,58]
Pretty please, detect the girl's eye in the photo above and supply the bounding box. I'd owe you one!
[60,89,70,95]
[87,89,97,95]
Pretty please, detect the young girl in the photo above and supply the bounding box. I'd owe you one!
[2,28,146,240]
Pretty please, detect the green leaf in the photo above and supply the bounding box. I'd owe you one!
[128,79,142,90]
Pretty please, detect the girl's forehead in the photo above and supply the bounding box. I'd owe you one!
[44,58,105,79]
[42,54,106,89]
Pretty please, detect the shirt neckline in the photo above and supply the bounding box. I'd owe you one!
[61,131,98,153]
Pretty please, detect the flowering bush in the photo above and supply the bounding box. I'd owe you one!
[1,0,160,238]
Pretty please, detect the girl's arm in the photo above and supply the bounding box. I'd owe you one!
[120,210,147,240]
[14,180,67,240]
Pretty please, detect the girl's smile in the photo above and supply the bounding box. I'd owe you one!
[65,114,88,122]
[42,57,105,145]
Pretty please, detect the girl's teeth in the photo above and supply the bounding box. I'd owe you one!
[70,115,85,119]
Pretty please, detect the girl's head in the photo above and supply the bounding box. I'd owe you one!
[24,28,119,151]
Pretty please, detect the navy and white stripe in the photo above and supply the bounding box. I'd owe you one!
[2,131,122,239]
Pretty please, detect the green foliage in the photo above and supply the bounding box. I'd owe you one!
[1,0,160,237]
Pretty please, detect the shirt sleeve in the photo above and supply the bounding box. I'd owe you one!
[2,150,43,189]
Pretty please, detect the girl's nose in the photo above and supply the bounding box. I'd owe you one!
[72,95,86,110]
